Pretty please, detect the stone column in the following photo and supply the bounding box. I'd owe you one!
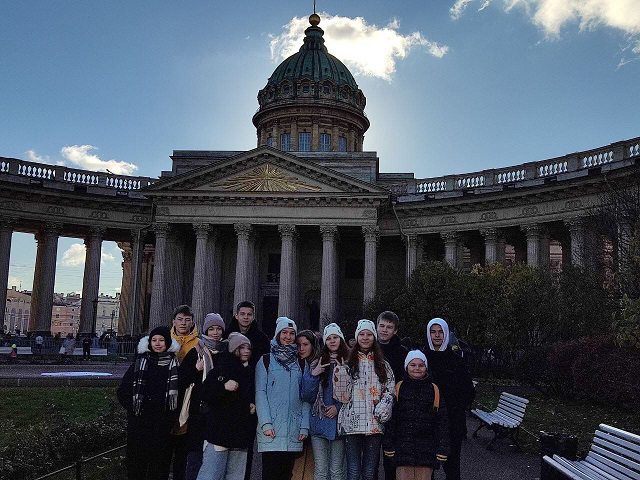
[118,245,132,335]
[233,224,253,309]
[540,233,550,269]
[496,237,506,264]
[191,223,212,332]
[566,219,585,268]
[30,223,61,333]
[0,219,15,329]
[320,225,338,327]
[481,228,498,264]
[127,230,145,336]
[312,123,320,151]
[440,232,459,268]
[405,234,420,281]
[362,226,379,306]
[291,122,298,151]
[278,225,297,317]
[149,223,170,329]
[522,224,541,266]
[79,227,104,335]
[207,232,222,313]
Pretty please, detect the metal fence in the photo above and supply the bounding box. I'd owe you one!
[33,445,126,480]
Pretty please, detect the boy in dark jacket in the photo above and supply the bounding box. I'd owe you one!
[197,332,256,480]
[383,350,450,480]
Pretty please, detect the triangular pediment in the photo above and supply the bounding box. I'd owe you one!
[145,146,388,196]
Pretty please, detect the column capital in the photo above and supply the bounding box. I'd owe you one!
[130,228,146,244]
[402,233,421,247]
[362,225,379,243]
[564,217,584,232]
[320,224,338,242]
[521,223,541,238]
[480,227,498,242]
[278,224,297,238]
[153,222,171,238]
[234,223,253,239]
[86,226,106,242]
[44,222,63,235]
[193,223,212,239]
[440,231,459,244]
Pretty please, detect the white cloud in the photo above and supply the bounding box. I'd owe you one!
[60,243,117,267]
[8,276,22,288]
[25,149,65,166]
[452,0,640,47]
[60,145,138,175]
[61,244,85,267]
[269,13,448,81]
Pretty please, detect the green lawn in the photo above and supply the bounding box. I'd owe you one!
[473,389,640,455]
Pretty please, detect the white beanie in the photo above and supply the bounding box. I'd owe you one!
[323,323,344,343]
[354,319,377,340]
[274,316,297,340]
[404,349,428,370]
[426,318,450,351]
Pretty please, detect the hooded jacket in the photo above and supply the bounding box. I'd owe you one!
[383,375,450,467]
[225,317,270,368]
[171,325,199,363]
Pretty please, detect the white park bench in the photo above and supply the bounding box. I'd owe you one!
[543,424,640,479]
[471,391,529,450]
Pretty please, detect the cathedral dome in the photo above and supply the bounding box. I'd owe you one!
[253,14,369,153]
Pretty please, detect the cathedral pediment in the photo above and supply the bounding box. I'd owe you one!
[144,146,388,197]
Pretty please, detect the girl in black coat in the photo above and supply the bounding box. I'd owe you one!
[117,326,180,480]
[383,350,450,480]
[423,318,475,480]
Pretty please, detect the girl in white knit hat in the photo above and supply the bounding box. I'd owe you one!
[333,319,395,480]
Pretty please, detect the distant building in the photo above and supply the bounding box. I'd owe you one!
[50,293,81,337]
[4,286,31,334]
[96,293,120,335]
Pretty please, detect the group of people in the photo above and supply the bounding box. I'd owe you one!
[117,302,475,480]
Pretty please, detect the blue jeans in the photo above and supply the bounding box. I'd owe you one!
[196,443,247,480]
[311,435,345,480]
[344,434,382,480]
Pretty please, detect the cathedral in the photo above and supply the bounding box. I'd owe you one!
[0,13,638,337]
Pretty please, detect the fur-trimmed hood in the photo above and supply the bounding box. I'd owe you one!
[137,335,180,354]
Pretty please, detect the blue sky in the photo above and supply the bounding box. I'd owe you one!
[2,0,639,296]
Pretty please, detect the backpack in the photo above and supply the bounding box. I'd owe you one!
[394,380,440,411]
[262,353,305,373]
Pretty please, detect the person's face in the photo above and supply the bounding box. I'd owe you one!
[235,344,252,362]
[150,335,167,353]
[173,313,194,335]
[235,307,254,329]
[325,334,341,352]
[279,328,296,345]
[297,336,313,360]
[357,330,375,351]
[430,324,444,349]
[407,358,427,380]
[377,318,397,343]
[347,338,356,348]
[206,325,223,341]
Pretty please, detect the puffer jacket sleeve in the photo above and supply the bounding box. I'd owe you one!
[374,361,396,423]
[436,395,451,458]
[117,362,135,412]
[255,355,273,432]
[332,364,352,403]
[301,361,320,403]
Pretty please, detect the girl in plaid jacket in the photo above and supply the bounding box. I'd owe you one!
[334,319,395,480]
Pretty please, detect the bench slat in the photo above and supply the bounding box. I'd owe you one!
[496,403,526,419]
[498,397,528,413]
[566,459,621,480]
[593,436,640,463]
[551,455,603,480]
[586,454,639,480]
[592,445,640,475]
[491,411,521,427]
[600,425,640,445]
[501,392,529,405]
[588,450,640,480]
[482,411,516,428]
[543,456,590,480]
[494,408,524,424]
[595,430,640,457]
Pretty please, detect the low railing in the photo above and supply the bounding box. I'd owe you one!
[33,445,126,480]
[0,158,154,191]
[408,136,639,196]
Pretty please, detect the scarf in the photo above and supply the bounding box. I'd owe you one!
[197,337,227,375]
[171,325,199,363]
[132,352,179,416]
[270,340,299,371]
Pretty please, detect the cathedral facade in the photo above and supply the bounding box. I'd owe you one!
[1,14,638,337]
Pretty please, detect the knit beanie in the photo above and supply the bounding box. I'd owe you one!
[404,349,428,370]
[203,313,225,335]
[148,326,172,352]
[273,316,298,340]
[323,322,345,343]
[426,318,450,351]
[354,319,377,340]
[228,332,251,353]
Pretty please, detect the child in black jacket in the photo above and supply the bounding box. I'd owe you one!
[383,350,450,480]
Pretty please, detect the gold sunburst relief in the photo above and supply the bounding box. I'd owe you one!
[213,164,322,192]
